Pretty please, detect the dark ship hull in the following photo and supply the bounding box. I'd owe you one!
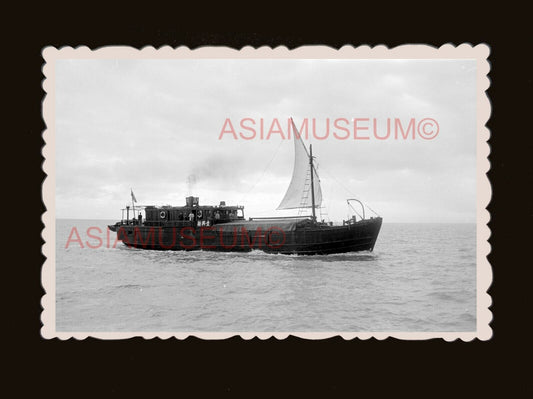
[108,216,382,255]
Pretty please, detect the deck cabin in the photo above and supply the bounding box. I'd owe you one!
[119,196,245,228]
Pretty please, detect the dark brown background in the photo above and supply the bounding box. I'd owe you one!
[8,6,530,395]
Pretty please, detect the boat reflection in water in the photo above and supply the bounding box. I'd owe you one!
[108,118,382,255]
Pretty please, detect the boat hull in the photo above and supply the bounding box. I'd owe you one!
[108,217,382,255]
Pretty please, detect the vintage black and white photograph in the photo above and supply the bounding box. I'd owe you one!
[42,45,491,339]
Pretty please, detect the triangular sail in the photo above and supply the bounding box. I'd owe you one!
[277,119,322,210]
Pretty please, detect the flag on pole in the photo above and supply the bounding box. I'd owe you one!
[131,189,137,203]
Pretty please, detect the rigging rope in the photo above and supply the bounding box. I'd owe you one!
[319,166,380,217]
[239,139,285,204]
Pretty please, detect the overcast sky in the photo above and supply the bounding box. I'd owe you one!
[55,58,477,223]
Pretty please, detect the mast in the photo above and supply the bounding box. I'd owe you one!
[309,144,316,221]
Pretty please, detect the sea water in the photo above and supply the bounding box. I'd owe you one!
[54,219,476,332]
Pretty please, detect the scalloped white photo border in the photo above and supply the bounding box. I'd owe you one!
[41,44,492,340]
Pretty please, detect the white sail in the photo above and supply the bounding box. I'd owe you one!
[277,119,322,210]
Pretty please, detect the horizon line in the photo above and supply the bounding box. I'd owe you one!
[53,217,477,224]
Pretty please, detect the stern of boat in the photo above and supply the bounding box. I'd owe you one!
[107,223,119,232]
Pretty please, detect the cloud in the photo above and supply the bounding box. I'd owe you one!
[55,58,476,222]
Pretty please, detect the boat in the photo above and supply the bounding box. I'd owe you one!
[108,118,382,254]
